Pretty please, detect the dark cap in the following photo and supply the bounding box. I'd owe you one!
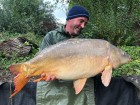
[66,5,89,20]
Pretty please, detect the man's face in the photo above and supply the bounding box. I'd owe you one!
[66,17,88,36]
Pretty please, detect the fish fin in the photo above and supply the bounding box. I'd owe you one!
[10,73,30,98]
[101,65,112,87]
[74,78,87,94]
[9,63,24,75]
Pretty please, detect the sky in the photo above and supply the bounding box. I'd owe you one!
[45,0,69,24]
[0,0,68,24]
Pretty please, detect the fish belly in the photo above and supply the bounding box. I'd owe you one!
[41,55,109,80]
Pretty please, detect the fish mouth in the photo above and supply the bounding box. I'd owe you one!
[127,54,132,62]
[129,58,132,62]
[128,56,132,62]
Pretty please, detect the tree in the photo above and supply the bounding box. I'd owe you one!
[68,0,140,45]
[0,0,57,34]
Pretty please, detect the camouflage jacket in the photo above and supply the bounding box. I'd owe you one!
[40,25,84,50]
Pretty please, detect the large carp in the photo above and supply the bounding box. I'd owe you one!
[9,39,131,98]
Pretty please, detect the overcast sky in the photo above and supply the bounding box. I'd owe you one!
[45,0,69,24]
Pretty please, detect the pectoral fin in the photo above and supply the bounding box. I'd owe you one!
[101,65,112,87]
[74,78,87,94]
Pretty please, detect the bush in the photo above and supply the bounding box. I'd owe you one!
[0,0,57,34]
[0,32,43,71]
[0,32,43,45]
[113,46,140,76]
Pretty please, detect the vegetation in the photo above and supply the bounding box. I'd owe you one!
[113,46,140,76]
[69,0,140,46]
[0,0,57,35]
[68,0,140,76]
[0,0,139,77]
[0,32,41,70]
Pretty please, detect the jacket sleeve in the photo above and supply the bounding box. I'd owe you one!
[39,32,54,51]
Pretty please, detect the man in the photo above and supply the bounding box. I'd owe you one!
[40,5,89,81]
[40,5,89,50]
[37,5,95,105]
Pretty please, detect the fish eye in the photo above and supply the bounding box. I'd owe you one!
[121,51,125,55]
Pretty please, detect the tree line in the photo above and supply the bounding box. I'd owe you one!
[0,0,57,34]
[69,0,140,46]
[0,0,140,46]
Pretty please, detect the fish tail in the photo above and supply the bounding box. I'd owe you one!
[10,73,30,98]
[9,63,30,98]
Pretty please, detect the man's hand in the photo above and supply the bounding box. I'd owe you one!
[41,73,56,82]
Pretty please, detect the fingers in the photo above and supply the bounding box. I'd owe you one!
[41,73,46,78]
[41,73,56,82]
[45,75,56,82]
[50,75,56,81]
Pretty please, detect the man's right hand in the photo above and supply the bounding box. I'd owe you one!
[41,73,56,82]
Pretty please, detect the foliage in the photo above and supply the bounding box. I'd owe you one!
[0,48,38,70]
[0,0,57,34]
[0,0,140,77]
[113,46,140,76]
[0,32,43,71]
[0,32,43,45]
[69,0,140,46]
